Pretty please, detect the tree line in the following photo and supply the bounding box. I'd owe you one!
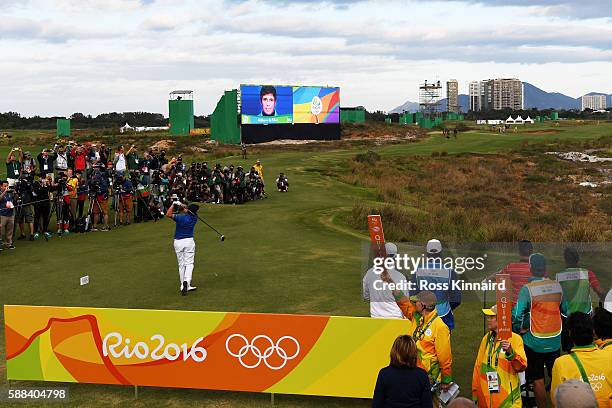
[0,112,210,129]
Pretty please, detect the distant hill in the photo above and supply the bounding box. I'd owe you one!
[388,100,420,114]
[522,83,579,110]
[389,83,611,113]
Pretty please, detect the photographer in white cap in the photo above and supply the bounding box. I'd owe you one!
[413,239,462,330]
[363,242,410,319]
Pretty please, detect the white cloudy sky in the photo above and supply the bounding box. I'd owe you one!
[1,0,611,116]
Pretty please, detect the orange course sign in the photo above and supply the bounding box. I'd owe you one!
[496,274,512,340]
[5,305,409,399]
[367,215,386,258]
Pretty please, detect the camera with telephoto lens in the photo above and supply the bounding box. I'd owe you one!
[170,194,183,211]
[151,170,162,185]
[56,173,68,190]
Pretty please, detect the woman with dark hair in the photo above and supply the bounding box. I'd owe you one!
[372,335,433,408]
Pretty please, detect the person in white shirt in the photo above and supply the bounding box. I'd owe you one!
[363,242,410,319]
[114,145,127,177]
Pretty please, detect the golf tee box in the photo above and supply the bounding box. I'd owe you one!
[5,305,410,399]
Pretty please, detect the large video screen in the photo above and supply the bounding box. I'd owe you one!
[241,85,293,125]
[240,85,340,125]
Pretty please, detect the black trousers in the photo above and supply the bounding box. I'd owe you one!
[34,203,50,233]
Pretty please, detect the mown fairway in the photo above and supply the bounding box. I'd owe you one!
[1,122,611,407]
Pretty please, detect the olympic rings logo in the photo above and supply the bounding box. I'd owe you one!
[225,334,300,370]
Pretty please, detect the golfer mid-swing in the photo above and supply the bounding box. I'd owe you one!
[166,202,199,296]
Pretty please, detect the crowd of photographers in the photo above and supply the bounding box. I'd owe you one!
[0,142,288,251]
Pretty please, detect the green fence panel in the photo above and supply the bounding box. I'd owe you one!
[211,90,240,144]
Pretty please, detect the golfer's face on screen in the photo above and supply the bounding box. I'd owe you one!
[261,93,276,115]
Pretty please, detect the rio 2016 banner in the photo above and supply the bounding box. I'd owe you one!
[240,85,340,125]
[5,305,408,399]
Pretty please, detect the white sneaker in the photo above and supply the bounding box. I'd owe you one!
[188,286,197,291]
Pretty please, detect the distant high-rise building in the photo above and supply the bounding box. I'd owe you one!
[491,78,523,111]
[469,81,482,111]
[581,94,607,111]
[468,78,523,111]
[447,79,459,113]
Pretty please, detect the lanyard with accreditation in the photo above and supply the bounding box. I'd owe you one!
[413,315,437,341]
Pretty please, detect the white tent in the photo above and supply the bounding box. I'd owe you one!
[119,123,134,133]
[524,116,534,124]
[505,116,515,124]
[514,116,524,124]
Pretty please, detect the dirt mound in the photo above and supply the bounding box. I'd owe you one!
[259,139,323,145]
[525,130,560,135]
[150,139,175,151]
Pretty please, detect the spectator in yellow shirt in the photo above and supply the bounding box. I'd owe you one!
[472,305,527,408]
[253,159,264,182]
[67,171,79,224]
[551,312,612,408]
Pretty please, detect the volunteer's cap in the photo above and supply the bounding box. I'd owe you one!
[482,305,498,316]
[426,239,442,254]
[416,291,437,308]
[385,242,398,256]
[554,379,597,408]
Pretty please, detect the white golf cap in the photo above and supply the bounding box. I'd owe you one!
[605,289,612,314]
[426,239,442,254]
[385,242,398,256]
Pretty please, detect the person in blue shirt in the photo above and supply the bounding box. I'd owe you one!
[413,239,462,330]
[166,201,199,296]
[0,179,16,250]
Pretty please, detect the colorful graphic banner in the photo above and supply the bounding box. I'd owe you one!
[5,305,409,399]
[240,84,340,125]
[292,87,340,124]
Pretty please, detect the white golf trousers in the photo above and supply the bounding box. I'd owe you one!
[174,237,195,287]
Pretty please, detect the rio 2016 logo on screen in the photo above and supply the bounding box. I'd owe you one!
[292,86,339,124]
[240,85,340,125]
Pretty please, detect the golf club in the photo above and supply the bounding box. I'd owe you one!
[188,209,225,241]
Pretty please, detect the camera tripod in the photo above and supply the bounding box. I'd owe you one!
[85,193,106,231]
[49,194,72,235]
[136,194,158,222]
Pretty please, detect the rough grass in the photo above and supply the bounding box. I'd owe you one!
[338,136,612,242]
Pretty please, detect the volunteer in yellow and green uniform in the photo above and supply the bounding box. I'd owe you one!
[512,253,568,408]
[392,288,453,395]
[472,305,527,408]
[551,312,612,408]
